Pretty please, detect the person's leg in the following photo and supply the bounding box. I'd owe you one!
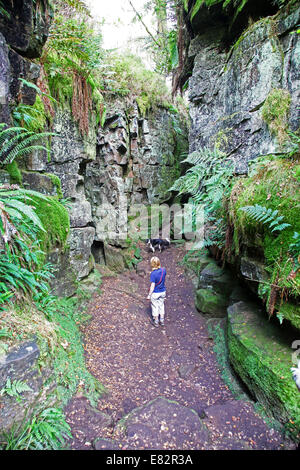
[150,293,160,326]
[158,291,166,325]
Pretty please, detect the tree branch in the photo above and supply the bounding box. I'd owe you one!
[128,0,161,48]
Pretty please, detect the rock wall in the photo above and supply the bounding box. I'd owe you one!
[187,4,300,174]
[15,93,188,294]
[0,0,188,295]
[185,1,300,326]
[0,0,51,123]
[183,3,300,434]
[23,99,187,291]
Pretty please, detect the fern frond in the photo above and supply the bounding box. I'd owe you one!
[4,199,46,232]
[0,126,54,166]
[239,204,291,233]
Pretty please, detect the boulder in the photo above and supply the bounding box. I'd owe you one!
[22,171,60,197]
[104,243,126,273]
[68,199,93,229]
[195,288,228,317]
[0,341,56,432]
[68,227,95,280]
[198,262,225,282]
[240,257,269,295]
[198,263,236,296]
[227,301,300,433]
[114,396,209,449]
[47,248,77,297]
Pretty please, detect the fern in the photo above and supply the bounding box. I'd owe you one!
[0,187,48,244]
[0,378,32,402]
[0,124,55,166]
[188,0,250,23]
[13,103,46,131]
[239,204,291,233]
[0,0,9,18]
[169,146,234,249]
[289,232,300,269]
[1,407,72,450]
[169,146,234,212]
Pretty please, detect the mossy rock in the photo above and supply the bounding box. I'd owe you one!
[5,161,22,184]
[183,250,212,278]
[227,301,300,439]
[22,171,62,198]
[199,262,225,281]
[199,271,237,296]
[31,196,70,248]
[195,288,228,317]
[277,302,300,332]
[113,396,209,449]
[103,244,126,273]
[230,157,300,305]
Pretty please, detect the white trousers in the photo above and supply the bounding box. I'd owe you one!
[151,291,166,321]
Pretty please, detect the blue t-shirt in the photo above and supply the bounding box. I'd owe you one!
[150,268,166,293]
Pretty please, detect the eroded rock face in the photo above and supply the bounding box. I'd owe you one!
[83,98,187,270]
[23,99,186,288]
[0,1,51,123]
[188,5,300,174]
[0,1,188,289]
[0,0,52,59]
[0,33,11,123]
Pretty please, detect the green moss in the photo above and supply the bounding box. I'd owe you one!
[44,173,63,199]
[45,53,73,105]
[228,303,300,440]
[261,88,291,145]
[158,164,181,200]
[230,157,300,306]
[195,288,228,317]
[136,93,151,117]
[30,94,48,132]
[294,165,300,182]
[5,161,22,185]
[30,195,70,263]
[277,302,300,331]
[212,128,231,151]
[226,16,273,62]
[207,320,248,400]
[50,295,105,406]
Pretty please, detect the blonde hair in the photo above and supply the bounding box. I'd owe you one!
[150,256,161,270]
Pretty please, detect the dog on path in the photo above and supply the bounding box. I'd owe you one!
[146,238,170,253]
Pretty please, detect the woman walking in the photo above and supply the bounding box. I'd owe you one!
[147,256,166,327]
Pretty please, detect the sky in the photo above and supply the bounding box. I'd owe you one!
[85,0,154,51]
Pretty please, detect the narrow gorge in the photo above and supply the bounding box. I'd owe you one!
[0,0,299,452]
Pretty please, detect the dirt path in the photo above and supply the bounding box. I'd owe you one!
[64,243,294,450]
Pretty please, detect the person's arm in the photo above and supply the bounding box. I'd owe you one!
[147,282,155,299]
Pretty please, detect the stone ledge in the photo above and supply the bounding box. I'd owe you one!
[0,341,57,432]
[227,301,300,436]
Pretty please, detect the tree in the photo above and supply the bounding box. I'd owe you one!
[128,0,180,76]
